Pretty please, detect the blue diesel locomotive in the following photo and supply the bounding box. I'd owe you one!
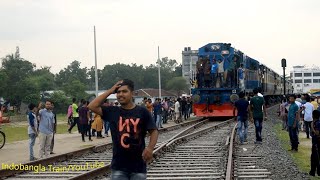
[191,43,293,117]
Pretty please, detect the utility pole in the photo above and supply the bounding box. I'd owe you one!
[94,26,99,97]
[281,58,286,95]
[158,46,161,98]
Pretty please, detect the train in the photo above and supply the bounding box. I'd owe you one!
[191,43,293,117]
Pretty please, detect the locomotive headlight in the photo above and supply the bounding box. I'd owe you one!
[230,94,239,103]
[221,50,229,55]
[192,94,201,103]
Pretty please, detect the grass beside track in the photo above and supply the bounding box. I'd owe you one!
[0,114,72,143]
[275,123,320,180]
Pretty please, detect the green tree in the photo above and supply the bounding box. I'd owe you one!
[49,91,71,113]
[166,77,189,96]
[63,80,88,100]
[32,67,55,92]
[55,60,88,89]
[1,53,35,106]
[87,66,102,90]
[174,64,182,77]
[100,63,145,89]
[0,70,8,96]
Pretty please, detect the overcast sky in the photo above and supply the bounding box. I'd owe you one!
[0,0,319,74]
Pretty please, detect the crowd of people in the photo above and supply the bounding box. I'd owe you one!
[139,96,193,128]
[233,89,320,177]
[279,93,320,176]
[26,91,194,163]
[194,56,246,90]
[18,76,320,178]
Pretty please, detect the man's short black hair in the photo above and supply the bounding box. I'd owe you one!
[289,94,296,99]
[28,103,36,110]
[305,96,311,102]
[46,99,53,104]
[239,92,245,98]
[311,97,315,101]
[253,88,258,94]
[313,110,320,120]
[72,98,76,103]
[121,79,134,91]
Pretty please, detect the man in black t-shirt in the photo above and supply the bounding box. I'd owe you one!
[233,91,250,144]
[88,79,158,180]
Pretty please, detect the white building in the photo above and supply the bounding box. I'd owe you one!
[290,65,320,93]
[182,47,198,86]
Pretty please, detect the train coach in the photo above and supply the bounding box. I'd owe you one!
[191,43,293,117]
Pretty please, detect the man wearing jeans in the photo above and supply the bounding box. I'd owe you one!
[27,103,38,161]
[88,79,158,180]
[302,96,314,139]
[68,98,80,133]
[38,100,55,159]
[250,88,267,144]
[233,92,250,144]
[288,94,300,151]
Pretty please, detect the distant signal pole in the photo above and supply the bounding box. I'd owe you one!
[94,26,99,97]
[281,58,286,95]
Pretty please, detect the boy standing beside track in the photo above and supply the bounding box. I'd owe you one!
[250,88,267,144]
[27,103,38,161]
[287,94,300,151]
[88,79,158,180]
[233,92,250,144]
[38,100,55,159]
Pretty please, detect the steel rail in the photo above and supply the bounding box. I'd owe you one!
[0,118,204,179]
[225,123,238,180]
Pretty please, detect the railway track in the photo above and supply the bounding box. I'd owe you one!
[146,120,235,180]
[1,118,223,180]
[5,117,274,180]
[228,125,272,180]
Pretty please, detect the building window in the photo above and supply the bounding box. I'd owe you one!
[297,84,301,87]
[314,79,319,83]
[313,73,320,76]
[304,73,312,77]
[294,73,302,77]
[304,79,311,83]
[295,80,302,83]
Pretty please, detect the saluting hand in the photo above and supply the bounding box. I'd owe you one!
[142,147,153,163]
[110,81,123,93]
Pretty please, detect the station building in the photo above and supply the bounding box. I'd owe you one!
[182,47,198,86]
[290,65,320,94]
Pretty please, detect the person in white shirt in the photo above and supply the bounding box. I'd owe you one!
[302,96,314,138]
[257,87,263,97]
[217,59,224,88]
[174,98,181,123]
